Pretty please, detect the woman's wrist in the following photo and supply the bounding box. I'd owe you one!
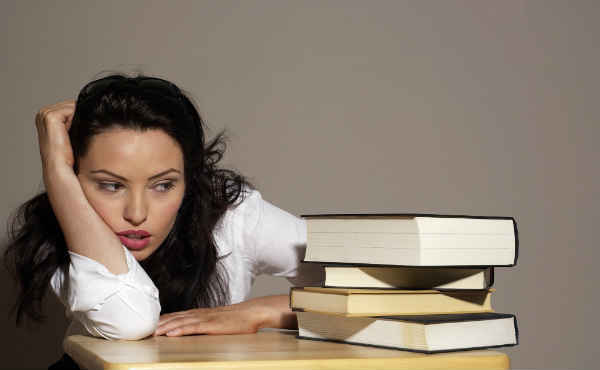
[239,295,297,331]
[42,159,76,187]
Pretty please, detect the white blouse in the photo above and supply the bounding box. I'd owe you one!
[49,188,323,340]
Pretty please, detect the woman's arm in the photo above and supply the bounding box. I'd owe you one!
[40,101,160,340]
[37,101,127,274]
[154,294,295,336]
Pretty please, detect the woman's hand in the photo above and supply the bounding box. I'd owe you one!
[154,295,297,337]
[154,306,266,336]
[35,100,76,171]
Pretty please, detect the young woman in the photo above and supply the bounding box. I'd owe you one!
[3,74,321,366]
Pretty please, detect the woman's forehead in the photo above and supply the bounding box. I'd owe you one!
[80,128,184,173]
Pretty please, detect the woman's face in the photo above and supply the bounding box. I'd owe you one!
[77,127,186,261]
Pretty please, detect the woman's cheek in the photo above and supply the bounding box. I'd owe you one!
[163,197,183,222]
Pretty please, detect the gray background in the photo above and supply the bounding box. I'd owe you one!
[1,1,598,369]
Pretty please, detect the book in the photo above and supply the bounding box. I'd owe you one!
[302,213,518,266]
[296,311,518,353]
[323,265,493,290]
[290,287,494,316]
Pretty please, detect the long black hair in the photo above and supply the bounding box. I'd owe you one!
[3,72,255,325]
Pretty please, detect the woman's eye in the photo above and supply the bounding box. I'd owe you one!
[155,182,175,192]
[99,182,122,192]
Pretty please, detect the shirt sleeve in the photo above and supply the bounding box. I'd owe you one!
[49,244,161,340]
[234,189,323,287]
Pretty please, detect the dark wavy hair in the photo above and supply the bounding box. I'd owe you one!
[3,72,255,325]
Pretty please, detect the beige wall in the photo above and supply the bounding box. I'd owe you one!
[1,1,598,369]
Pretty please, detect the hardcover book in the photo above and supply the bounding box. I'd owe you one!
[302,213,518,267]
[296,311,518,353]
[290,287,494,316]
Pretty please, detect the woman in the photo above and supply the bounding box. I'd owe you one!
[3,73,321,367]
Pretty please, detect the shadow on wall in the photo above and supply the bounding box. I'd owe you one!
[1,238,69,370]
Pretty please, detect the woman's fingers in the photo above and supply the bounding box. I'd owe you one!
[155,303,265,337]
[165,322,221,337]
[157,312,191,326]
[157,306,232,326]
[35,101,76,136]
[35,100,76,170]
[154,309,260,337]
[158,308,205,325]
[157,316,237,337]
[155,315,207,336]
[35,100,75,126]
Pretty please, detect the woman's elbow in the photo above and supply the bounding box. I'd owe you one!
[83,295,161,340]
[102,317,158,340]
[89,308,160,340]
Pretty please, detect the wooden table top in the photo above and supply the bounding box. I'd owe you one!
[64,329,510,370]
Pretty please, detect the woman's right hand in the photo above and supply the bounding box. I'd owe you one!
[35,100,76,171]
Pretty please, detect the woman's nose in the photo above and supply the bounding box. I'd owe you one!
[123,192,148,226]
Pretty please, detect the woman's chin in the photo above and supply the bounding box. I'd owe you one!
[129,248,149,261]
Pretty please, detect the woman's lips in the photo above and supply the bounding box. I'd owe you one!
[116,230,151,250]
[118,235,151,250]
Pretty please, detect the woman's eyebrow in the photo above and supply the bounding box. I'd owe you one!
[89,168,181,182]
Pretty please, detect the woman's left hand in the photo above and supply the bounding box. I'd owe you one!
[154,305,266,336]
[154,295,297,337]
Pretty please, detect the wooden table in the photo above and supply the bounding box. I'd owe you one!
[64,329,510,370]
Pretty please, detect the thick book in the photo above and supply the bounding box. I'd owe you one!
[323,265,493,290]
[296,311,518,353]
[290,287,494,316]
[302,213,518,267]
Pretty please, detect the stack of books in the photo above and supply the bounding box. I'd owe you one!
[290,213,519,353]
